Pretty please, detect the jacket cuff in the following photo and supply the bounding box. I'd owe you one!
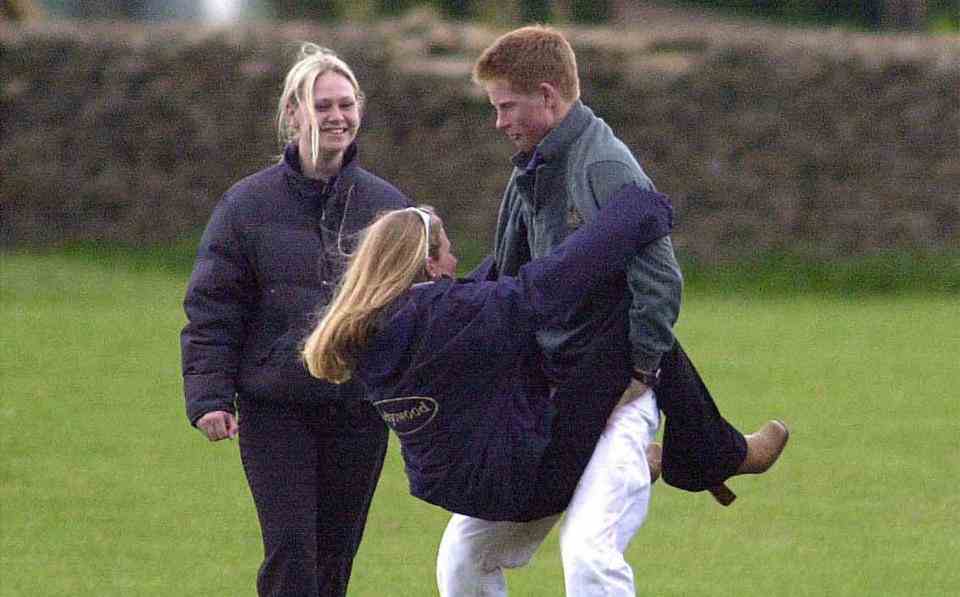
[188,400,237,427]
[184,374,237,426]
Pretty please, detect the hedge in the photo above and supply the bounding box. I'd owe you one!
[1,15,958,261]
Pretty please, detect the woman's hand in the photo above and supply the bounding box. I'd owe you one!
[196,410,239,442]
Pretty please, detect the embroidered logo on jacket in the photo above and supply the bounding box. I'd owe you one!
[566,203,584,229]
[373,397,438,436]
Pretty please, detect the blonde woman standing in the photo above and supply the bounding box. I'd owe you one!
[180,44,409,596]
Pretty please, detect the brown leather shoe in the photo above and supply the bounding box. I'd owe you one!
[704,421,789,507]
[737,420,790,475]
[646,442,662,484]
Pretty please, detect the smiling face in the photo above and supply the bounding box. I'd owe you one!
[483,79,561,154]
[290,70,361,177]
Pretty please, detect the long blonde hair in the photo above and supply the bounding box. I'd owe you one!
[302,207,441,384]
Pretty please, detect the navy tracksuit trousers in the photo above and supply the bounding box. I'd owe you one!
[238,395,388,597]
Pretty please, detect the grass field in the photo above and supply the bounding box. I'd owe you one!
[2,249,958,596]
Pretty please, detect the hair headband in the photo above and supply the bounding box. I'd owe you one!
[402,207,433,266]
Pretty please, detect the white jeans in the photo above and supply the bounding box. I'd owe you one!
[436,387,660,597]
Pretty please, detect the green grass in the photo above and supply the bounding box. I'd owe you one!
[680,251,960,297]
[2,250,958,596]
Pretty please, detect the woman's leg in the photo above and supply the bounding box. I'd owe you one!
[238,396,387,597]
[436,513,560,597]
[558,387,660,597]
[315,399,389,594]
[656,341,747,492]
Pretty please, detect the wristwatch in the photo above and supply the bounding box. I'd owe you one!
[632,368,661,387]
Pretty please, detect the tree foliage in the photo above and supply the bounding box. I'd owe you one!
[677,0,956,31]
[31,0,959,31]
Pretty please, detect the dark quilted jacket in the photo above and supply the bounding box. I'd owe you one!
[180,143,410,424]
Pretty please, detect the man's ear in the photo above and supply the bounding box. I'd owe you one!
[539,82,561,110]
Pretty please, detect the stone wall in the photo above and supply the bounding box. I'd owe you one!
[2,16,958,260]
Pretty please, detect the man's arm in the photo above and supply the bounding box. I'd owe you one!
[587,161,683,375]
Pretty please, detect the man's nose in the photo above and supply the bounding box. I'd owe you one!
[495,112,508,130]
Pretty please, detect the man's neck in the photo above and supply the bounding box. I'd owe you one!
[552,99,574,126]
[529,99,579,161]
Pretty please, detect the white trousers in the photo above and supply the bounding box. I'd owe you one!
[436,386,660,597]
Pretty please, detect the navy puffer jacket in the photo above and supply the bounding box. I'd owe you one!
[355,185,672,520]
[180,143,410,424]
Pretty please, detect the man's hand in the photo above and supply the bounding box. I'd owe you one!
[622,378,651,401]
[196,410,239,442]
